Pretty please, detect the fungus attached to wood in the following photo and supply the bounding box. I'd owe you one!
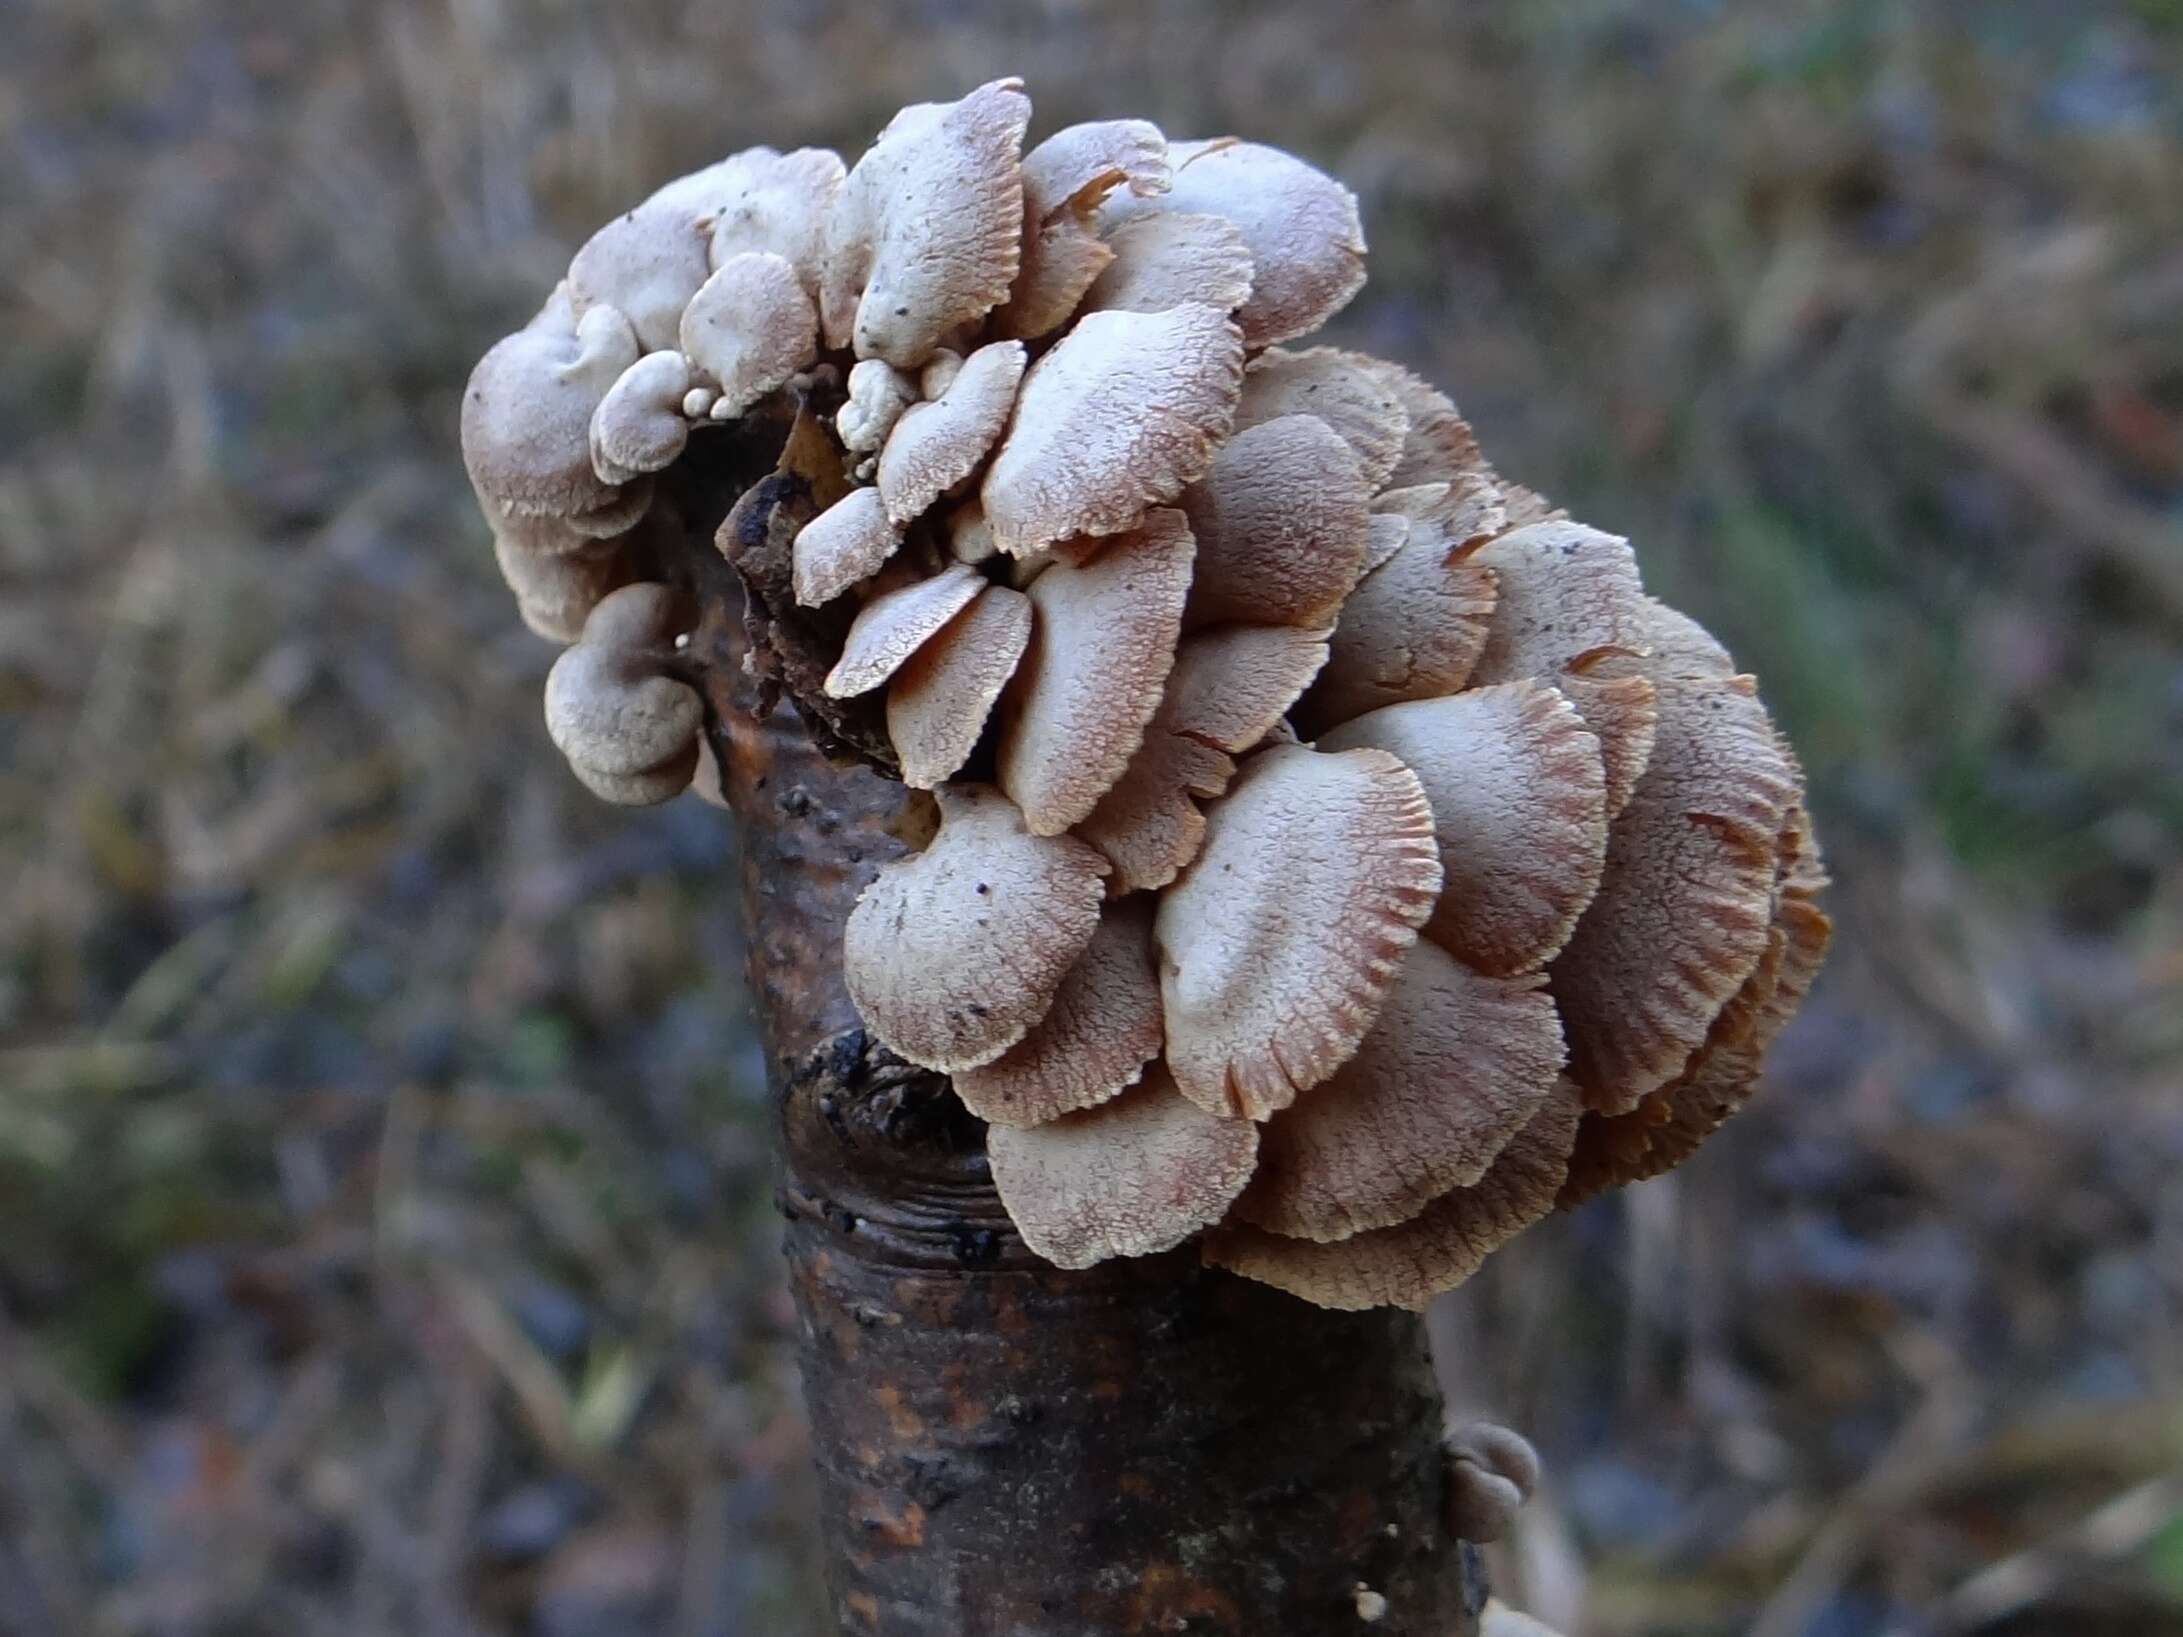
[462,78,1828,1325]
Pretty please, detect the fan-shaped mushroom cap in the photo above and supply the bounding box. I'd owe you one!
[793,486,903,609]
[543,583,702,805]
[1378,366,1489,490]
[824,562,987,697]
[678,251,818,420]
[955,896,1162,1125]
[819,78,1032,367]
[876,340,1027,525]
[1559,810,1830,1203]
[996,508,1195,835]
[1235,940,1564,1240]
[462,305,642,518]
[1157,744,1442,1119]
[1105,139,1366,350]
[590,350,692,485]
[1075,624,1330,893]
[1179,414,1371,629]
[1078,212,1257,320]
[568,195,715,354]
[885,584,1032,788]
[492,532,629,644]
[1233,348,1409,490]
[987,1066,1257,1269]
[1320,683,1609,978]
[836,359,918,456]
[1202,1082,1582,1310]
[701,146,845,295]
[1551,672,1798,1112]
[1557,672,1659,819]
[1020,118,1172,222]
[1631,594,1736,677]
[992,216,1115,341]
[1292,513,1499,736]
[1467,521,1646,686]
[980,303,1245,558]
[843,783,1108,1071]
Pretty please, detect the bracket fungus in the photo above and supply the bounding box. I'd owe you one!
[463,78,1830,1312]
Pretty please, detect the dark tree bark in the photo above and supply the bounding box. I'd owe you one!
[668,408,1488,1637]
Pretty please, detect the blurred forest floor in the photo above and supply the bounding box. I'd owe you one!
[3,2,2181,1633]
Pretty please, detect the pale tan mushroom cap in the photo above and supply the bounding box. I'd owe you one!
[1203,1082,1582,1310]
[1233,348,1410,490]
[1551,672,1797,1112]
[1019,118,1171,221]
[820,78,1032,367]
[995,218,1114,341]
[1179,414,1371,630]
[1157,744,1442,1120]
[793,486,903,609]
[885,585,1032,789]
[955,896,1163,1126]
[543,583,703,805]
[701,146,845,296]
[1074,623,1330,894]
[996,508,1194,836]
[679,251,818,419]
[1319,682,1609,978]
[824,562,987,697]
[492,531,628,645]
[1078,212,1256,320]
[590,350,692,486]
[1105,139,1366,349]
[877,340,1026,525]
[568,196,715,354]
[843,783,1109,1072]
[981,303,1245,558]
[1293,510,1498,735]
[1234,939,1564,1241]
[462,305,641,518]
[836,359,918,456]
[987,1065,1257,1269]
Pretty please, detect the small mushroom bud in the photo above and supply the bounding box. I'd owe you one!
[1443,1422,1541,1544]
[835,359,918,456]
[542,584,703,805]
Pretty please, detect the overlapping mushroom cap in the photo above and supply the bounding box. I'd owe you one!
[462,80,1830,1310]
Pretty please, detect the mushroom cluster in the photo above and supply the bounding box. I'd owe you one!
[461,79,1831,1311]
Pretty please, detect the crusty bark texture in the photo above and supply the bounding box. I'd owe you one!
[672,416,1486,1636]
